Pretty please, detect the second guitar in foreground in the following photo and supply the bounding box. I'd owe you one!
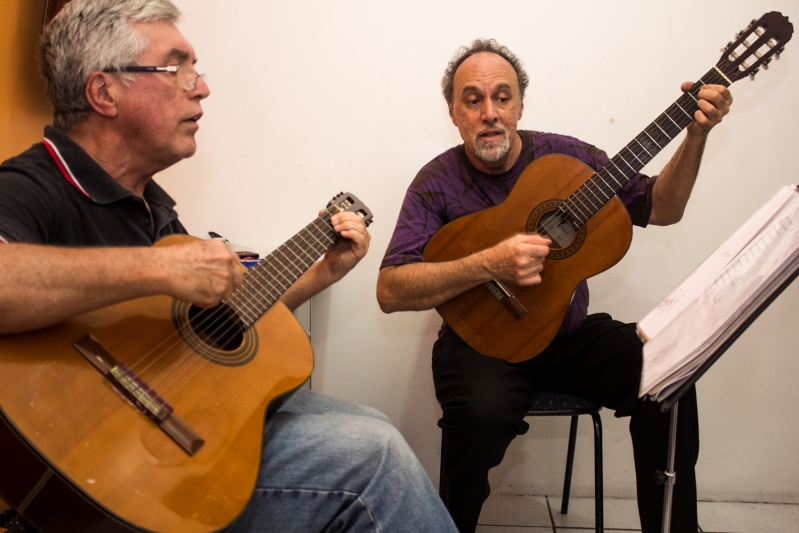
[423,12,793,363]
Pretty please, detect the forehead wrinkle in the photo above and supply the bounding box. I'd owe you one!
[460,81,513,96]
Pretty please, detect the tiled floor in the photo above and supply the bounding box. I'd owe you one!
[475,493,799,532]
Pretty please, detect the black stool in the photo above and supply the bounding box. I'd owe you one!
[438,391,604,532]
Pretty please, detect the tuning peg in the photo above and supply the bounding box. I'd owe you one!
[775,46,785,60]
[720,41,733,53]
[762,63,769,70]
[749,72,756,80]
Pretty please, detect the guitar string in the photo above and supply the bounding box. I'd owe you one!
[533,59,734,245]
[137,210,336,396]
[148,216,336,395]
[123,213,334,405]
[114,208,339,402]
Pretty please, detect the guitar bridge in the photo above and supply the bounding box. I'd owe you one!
[484,280,528,320]
[73,334,204,456]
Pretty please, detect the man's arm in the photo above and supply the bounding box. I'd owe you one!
[0,239,242,334]
[280,211,370,311]
[376,233,549,313]
[649,82,733,225]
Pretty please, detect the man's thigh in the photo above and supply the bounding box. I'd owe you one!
[528,313,644,415]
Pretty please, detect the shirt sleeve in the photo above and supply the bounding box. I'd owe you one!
[380,169,449,268]
[0,170,55,244]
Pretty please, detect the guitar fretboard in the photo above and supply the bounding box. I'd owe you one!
[226,207,339,327]
[560,67,731,229]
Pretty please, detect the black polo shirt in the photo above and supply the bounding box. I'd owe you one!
[0,126,187,246]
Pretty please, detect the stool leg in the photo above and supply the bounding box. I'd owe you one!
[439,426,449,509]
[591,412,604,533]
[560,415,579,514]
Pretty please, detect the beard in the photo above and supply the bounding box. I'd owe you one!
[471,128,511,163]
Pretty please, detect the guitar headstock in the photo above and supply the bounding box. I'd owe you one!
[326,192,374,227]
[717,11,793,83]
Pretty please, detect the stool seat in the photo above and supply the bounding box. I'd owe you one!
[528,391,601,415]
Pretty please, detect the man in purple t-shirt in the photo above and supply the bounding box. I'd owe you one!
[377,39,732,533]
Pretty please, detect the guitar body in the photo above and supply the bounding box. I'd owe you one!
[0,235,313,532]
[424,154,632,363]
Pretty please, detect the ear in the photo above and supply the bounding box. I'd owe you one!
[518,101,524,121]
[84,72,120,119]
[448,103,457,127]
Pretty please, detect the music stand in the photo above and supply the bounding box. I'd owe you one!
[651,261,799,533]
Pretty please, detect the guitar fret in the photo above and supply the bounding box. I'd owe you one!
[654,117,676,139]
[606,161,627,184]
[582,181,604,206]
[633,137,654,159]
[622,146,645,168]
[642,130,662,150]
[592,173,615,197]
[673,101,692,121]
[567,195,592,221]
[617,152,637,173]
[663,110,680,129]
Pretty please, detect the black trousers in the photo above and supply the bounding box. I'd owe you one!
[433,314,700,533]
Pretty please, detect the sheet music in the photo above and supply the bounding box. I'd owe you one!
[637,185,798,342]
[639,185,799,398]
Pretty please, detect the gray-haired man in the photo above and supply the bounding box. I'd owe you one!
[0,1,457,531]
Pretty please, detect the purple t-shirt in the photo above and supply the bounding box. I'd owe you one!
[380,130,656,336]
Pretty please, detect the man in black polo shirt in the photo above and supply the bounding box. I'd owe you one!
[0,1,458,532]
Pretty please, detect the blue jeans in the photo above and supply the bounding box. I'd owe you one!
[225,388,457,532]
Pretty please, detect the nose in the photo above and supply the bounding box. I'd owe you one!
[480,99,497,123]
[191,74,210,99]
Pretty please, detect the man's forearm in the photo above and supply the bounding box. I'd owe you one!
[279,261,340,312]
[0,244,171,334]
[0,240,242,334]
[376,255,492,313]
[649,130,708,226]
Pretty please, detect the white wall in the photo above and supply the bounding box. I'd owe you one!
[164,0,799,503]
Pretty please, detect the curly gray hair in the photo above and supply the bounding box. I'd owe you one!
[41,0,181,131]
[441,38,529,106]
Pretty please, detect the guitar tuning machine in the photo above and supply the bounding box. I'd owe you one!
[720,41,733,53]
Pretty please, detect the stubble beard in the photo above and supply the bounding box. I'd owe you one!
[472,130,511,163]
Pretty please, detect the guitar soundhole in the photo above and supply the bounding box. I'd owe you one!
[526,200,587,259]
[188,304,245,351]
[172,300,258,366]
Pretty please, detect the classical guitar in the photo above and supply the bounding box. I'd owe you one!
[0,193,372,533]
[424,12,793,363]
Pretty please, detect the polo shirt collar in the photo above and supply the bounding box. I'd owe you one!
[42,125,177,210]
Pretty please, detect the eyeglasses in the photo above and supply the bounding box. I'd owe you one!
[103,65,207,91]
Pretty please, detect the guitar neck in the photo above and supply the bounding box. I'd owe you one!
[227,207,340,327]
[565,67,731,228]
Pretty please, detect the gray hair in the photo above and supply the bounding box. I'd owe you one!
[41,0,181,131]
[441,38,529,106]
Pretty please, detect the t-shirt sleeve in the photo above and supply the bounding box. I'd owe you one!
[0,170,55,244]
[380,171,448,268]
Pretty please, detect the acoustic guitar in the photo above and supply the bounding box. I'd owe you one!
[0,192,372,532]
[424,12,793,363]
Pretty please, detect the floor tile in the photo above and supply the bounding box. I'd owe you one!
[476,526,552,533]
[698,500,799,533]
[477,493,552,528]
[549,496,641,530]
